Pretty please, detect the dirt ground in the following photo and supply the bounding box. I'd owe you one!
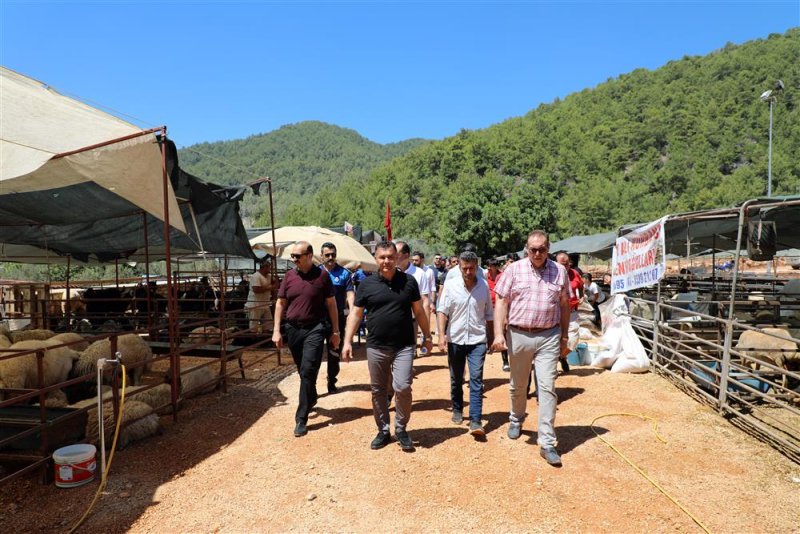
[2,340,799,533]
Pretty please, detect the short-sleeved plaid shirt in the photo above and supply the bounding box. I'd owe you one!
[493,258,569,329]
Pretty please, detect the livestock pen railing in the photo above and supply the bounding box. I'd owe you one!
[0,332,146,486]
[625,296,800,463]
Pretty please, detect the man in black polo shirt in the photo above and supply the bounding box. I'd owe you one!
[272,241,340,438]
[341,241,432,451]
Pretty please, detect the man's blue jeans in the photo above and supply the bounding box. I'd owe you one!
[447,342,486,423]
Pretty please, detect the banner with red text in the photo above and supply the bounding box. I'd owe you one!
[611,216,667,294]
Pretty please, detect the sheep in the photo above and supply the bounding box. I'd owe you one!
[74,334,153,386]
[49,332,90,352]
[182,326,236,347]
[127,383,175,414]
[8,329,55,343]
[84,399,161,449]
[735,328,800,389]
[32,388,69,408]
[0,339,80,399]
[164,364,219,398]
[179,365,219,398]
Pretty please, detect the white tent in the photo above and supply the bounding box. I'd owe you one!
[250,226,378,270]
[0,66,185,233]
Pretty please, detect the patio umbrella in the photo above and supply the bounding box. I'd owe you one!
[249,226,377,271]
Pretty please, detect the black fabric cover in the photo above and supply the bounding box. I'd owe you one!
[0,139,255,263]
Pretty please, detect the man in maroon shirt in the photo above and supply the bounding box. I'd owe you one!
[272,241,340,438]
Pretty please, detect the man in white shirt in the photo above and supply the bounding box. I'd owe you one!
[582,273,605,327]
[244,258,273,334]
[396,242,432,351]
[437,251,494,436]
[412,251,438,334]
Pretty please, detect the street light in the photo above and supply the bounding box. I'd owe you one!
[760,80,784,197]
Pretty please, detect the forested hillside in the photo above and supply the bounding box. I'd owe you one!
[309,29,800,256]
[178,121,428,225]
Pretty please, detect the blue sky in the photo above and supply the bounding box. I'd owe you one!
[1,1,797,147]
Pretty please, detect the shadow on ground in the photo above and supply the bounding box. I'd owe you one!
[411,426,468,449]
[308,406,374,431]
[0,362,295,534]
[568,367,605,377]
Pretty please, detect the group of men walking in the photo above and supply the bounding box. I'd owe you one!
[269,229,572,467]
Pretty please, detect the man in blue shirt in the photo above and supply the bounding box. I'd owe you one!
[321,242,355,393]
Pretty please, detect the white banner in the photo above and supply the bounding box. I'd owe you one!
[611,216,667,294]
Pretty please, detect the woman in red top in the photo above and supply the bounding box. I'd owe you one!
[486,258,509,371]
[556,252,583,373]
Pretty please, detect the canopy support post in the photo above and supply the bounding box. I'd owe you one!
[65,255,71,332]
[159,128,180,422]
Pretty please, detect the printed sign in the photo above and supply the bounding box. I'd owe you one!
[611,216,667,294]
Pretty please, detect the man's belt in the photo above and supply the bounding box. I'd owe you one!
[509,324,558,333]
[286,320,321,329]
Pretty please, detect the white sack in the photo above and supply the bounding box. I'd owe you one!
[610,318,650,373]
[567,311,580,351]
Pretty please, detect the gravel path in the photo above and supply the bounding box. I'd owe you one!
[3,344,799,532]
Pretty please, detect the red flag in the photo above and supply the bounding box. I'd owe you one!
[384,199,393,241]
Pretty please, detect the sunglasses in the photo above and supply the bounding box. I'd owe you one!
[290,252,310,260]
[527,247,548,255]
[323,252,337,258]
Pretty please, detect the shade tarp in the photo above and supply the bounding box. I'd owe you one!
[550,231,618,259]
[0,66,185,232]
[250,226,378,270]
[0,143,255,263]
[0,67,254,264]
[538,198,800,263]
[623,197,800,258]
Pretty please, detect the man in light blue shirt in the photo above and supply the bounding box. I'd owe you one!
[437,251,494,437]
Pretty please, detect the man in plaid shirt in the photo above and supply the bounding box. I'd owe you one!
[492,229,571,467]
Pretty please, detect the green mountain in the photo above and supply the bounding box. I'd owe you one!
[178,121,429,226]
[309,29,800,256]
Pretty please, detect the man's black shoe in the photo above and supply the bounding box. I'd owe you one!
[294,421,308,437]
[560,357,570,374]
[395,429,414,451]
[328,384,339,394]
[370,431,392,450]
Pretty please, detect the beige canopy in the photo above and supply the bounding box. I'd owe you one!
[250,226,378,271]
[0,66,185,232]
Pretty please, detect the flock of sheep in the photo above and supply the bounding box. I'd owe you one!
[0,326,218,449]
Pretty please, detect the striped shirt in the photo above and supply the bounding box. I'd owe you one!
[494,258,569,329]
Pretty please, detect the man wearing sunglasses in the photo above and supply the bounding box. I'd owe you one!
[320,242,355,393]
[272,241,339,438]
[492,230,571,467]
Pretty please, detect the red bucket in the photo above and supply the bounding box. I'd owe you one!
[53,444,97,488]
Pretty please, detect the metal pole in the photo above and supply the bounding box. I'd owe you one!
[767,99,773,198]
[159,129,180,422]
[65,255,71,332]
[720,199,755,411]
